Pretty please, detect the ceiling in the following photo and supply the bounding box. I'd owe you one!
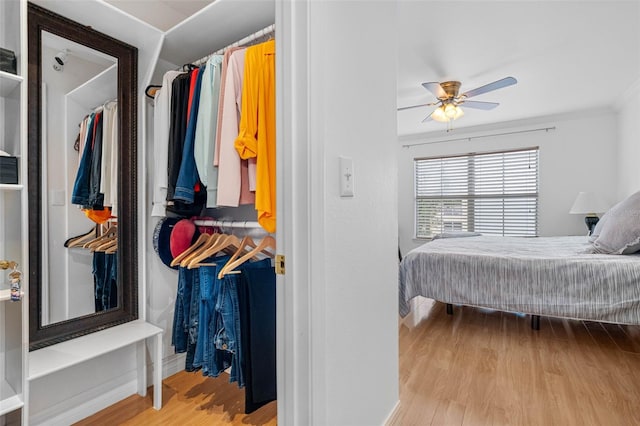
[101,1,640,137]
[103,0,214,31]
[397,1,640,136]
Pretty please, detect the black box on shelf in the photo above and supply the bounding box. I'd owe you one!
[0,156,18,184]
[0,47,17,74]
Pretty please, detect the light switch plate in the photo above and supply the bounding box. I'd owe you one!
[339,156,354,197]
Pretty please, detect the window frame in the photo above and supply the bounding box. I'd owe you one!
[414,146,539,239]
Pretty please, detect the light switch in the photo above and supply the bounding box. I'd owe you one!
[339,156,354,197]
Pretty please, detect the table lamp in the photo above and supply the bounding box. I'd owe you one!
[569,191,609,234]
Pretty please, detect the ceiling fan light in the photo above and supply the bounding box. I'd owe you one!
[453,105,464,120]
[444,103,457,119]
[431,106,449,122]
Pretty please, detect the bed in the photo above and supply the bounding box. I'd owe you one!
[399,235,640,326]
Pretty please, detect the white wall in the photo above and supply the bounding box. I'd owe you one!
[616,81,640,200]
[304,1,399,424]
[398,108,618,257]
[28,1,163,424]
[41,45,109,324]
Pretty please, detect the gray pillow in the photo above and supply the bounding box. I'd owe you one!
[591,190,640,254]
[588,206,614,243]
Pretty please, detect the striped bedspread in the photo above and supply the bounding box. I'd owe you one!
[399,235,640,324]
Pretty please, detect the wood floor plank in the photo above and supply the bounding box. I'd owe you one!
[79,300,640,425]
[391,302,640,426]
[74,371,276,426]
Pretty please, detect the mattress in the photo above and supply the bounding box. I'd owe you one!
[399,235,640,324]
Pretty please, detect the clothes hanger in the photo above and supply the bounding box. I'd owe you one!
[171,232,214,267]
[65,226,97,248]
[93,237,117,253]
[187,233,248,269]
[218,236,275,278]
[145,85,161,99]
[221,235,257,271]
[82,224,117,249]
[105,241,118,254]
[179,232,223,267]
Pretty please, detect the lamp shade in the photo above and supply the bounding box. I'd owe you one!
[569,192,609,215]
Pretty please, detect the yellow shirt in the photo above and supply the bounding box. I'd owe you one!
[234,40,276,233]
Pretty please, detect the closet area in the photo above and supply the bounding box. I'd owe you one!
[0,0,27,424]
[144,0,279,417]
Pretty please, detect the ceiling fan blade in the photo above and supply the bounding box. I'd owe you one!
[461,76,517,99]
[397,101,439,112]
[461,100,499,110]
[421,110,434,123]
[421,82,447,99]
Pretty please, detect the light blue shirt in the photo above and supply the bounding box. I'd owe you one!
[194,55,224,208]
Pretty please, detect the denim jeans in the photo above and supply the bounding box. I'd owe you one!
[172,267,193,354]
[174,65,206,203]
[92,251,117,312]
[215,258,271,386]
[193,256,232,378]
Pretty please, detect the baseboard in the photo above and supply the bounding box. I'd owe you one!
[157,352,186,382]
[30,353,187,425]
[383,400,401,425]
[30,370,138,426]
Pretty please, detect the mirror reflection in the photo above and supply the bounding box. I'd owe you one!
[40,31,119,326]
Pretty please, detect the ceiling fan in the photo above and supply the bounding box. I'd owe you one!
[398,76,517,125]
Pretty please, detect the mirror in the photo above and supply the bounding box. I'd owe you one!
[28,3,138,350]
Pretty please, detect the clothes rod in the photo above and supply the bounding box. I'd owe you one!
[401,126,556,148]
[191,23,275,67]
[193,220,262,229]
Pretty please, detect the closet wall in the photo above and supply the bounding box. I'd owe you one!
[28,1,162,424]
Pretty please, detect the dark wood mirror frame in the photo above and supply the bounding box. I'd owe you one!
[28,3,138,350]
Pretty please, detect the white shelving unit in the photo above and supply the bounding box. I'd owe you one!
[0,0,28,424]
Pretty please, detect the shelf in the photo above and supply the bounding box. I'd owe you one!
[28,320,163,381]
[0,184,23,191]
[0,289,23,302]
[0,379,23,417]
[0,70,23,97]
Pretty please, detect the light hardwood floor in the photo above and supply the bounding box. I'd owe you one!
[390,299,640,425]
[73,370,276,426]
[77,299,640,425]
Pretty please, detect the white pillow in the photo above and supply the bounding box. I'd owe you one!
[591,190,640,254]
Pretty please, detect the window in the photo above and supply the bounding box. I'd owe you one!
[415,147,539,238]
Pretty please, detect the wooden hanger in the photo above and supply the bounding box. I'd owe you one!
[179,232,223,267]
[105,241,118,254]
[65,226,98,248]
[218,236,275,278]
[82,225,117,249]
[171,232,214,267]
[187,234,248,269]
[93,237,117,253]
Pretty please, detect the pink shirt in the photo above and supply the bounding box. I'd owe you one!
[216,48,255,206]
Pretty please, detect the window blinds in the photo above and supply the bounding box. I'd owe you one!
[415,147,539,238]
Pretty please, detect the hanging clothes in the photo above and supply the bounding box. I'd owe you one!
[237,264,276,413]
[174,66,205,203]
[152,70,185,217]
[100,101,118,213]
[216,48,256,208]
[166,72,192,203]
[234,40,276,233]
[193,55,223,209]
